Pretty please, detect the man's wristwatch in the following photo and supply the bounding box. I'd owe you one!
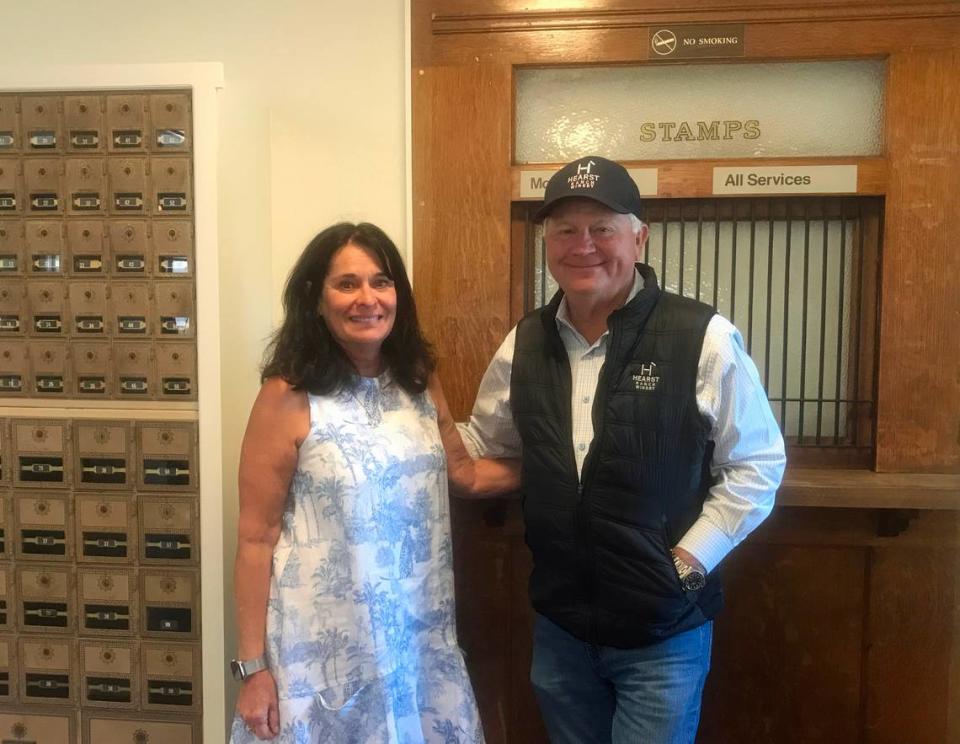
[672,553,707,592]
[230,655,268,681]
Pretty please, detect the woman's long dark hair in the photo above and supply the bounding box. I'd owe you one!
[261,222,435,395]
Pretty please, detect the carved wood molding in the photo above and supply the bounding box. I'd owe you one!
[431,3,960,35]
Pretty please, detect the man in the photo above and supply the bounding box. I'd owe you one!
[458,156,786,743]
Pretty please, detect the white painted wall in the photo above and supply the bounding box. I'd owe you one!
[2,0,408,734]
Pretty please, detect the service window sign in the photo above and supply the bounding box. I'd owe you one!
[713,165,858,195]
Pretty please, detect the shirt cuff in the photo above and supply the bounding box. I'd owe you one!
[676,519,736,575]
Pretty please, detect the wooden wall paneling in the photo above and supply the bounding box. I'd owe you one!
[876,50,960,472]
[508,535,547,743]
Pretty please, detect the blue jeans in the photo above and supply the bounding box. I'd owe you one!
[530,614,712,744]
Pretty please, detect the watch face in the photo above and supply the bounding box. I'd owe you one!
[230,660,244,680]
[682,571,706,592]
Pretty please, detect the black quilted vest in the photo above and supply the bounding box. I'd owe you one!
[511,264,722,648]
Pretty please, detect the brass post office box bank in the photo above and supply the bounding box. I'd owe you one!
[14,492,72,561]
[0,564,12,631]
[78,568,137,636]
[106,95,147,153]
[24,221,64,276]
[0,340,27,396]
[112,281,150,336]
[0,159,20,214]
[139,495,198,565]
[108,158,148,214]
[22,159,62,214]
[64,95,104,152]
[137,422,197,490]
[74,420,134,490]
[68,281,110,336]
[151,158,191,215]
[66,219,106,276]
[16,564,75,633]
[13,421,69,489]
[0,634,16,702]
[26,280,66,334]
[156,342,196,400]
[0,419,8,484]
[27,340,69,397]
[65,157,106,215]
[80,639,137,708]
[0,708,75,743]
[0,96,20,152]
[150,94,192,152]
[71,341,112,397]
[20,96,62,152]
[141,641,201,712]
[0,280,25,336]
[18,637,76,705]
[0,493,8,559]
[83,713,199,744]
[140,569,198,638]
[153,219,193,277]
[109,220,150,276]
[75,493,136,563]
[153,281,195,338]
[114,342,154,398]
[0,220,23,274]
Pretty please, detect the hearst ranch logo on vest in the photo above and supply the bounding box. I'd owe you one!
[568,159,601,189]
[632,362,661,392]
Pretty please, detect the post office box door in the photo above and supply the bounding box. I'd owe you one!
[140,495,198,564]
[0,340,27,396]
[155,343,196,400]
[0,565,12,631]
[66,220,106,276]
[13,421,69,489]
[80,639,137,708]
[65,157,106,214]
[141,641,200,711]
[0,220,23,274]
[112,282,150,337]
[150,93,191,151]
[71,341,111,397]
[14,492,72,561]
[153,281,194,338]
[78,568,136,636]
[24,222,64,277]
[17,565,74,632]
[23,159,62,214]
[21,95,62,152]
[84,714,198,744]
[109,221,150,276]
[0,494,8,559]
[27,341,69,397]
[0,420,8,485]
[0,96,19,152]
[107,94,147,152]
[19,637,76,704]
[137,423,196,490]
[0,280,25,335]
[151,158,191,215]
[152,220,193,277]
[0,710,74,744]
[107,158,148,214]
[26,281,66,335]
[64,95,104,152]
[0,634,16,701]
[68,281,110,336]
[140,570,198,638]
[0,159,20,214]
[75,421,133,490]
[76,493,135,563]
[114,343,154,398]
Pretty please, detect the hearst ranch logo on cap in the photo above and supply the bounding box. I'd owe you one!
[568,159,600,190]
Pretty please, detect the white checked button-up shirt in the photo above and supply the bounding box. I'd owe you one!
[458,269,786,574]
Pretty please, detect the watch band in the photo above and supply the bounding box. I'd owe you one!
[230,655,268,681]
[672,553,707,592]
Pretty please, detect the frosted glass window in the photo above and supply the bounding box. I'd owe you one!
[516,61,884,162]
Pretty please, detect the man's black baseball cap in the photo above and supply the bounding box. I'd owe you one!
[533,155,642,222]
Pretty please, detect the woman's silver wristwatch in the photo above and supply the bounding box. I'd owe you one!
[230,655,268,681]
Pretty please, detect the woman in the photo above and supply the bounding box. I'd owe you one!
[231,223,510,743]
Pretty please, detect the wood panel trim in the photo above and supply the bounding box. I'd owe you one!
[433,3,960,35]
[512,157,888,199]
[778,468,960,509]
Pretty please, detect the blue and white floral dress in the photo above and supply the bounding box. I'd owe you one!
[230,374,484,744]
